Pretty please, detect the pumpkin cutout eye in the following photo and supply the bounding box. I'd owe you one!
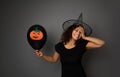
[30,30,43,40]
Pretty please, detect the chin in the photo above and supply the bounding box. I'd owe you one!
[72,36,81,41]
[73,38,79,41]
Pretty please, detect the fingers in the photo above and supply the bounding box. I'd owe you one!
[34,50,43,57]
[35,51,40,56]
[80,27,85,34]
[35,50,39,52]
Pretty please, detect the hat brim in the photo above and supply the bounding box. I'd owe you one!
[62,19,92,36]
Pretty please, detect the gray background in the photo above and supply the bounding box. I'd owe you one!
[0,0,120,77]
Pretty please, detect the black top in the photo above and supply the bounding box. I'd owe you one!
[55,39,88,77]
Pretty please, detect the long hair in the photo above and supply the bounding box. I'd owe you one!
[61,24,85,45]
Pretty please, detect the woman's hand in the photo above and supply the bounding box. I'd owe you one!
[80,27,86,39]
[34,50,44,57]
[34,50,59,63]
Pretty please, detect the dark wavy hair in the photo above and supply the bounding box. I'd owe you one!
[61,24,84,45]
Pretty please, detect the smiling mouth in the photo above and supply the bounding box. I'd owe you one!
[74,35,79,37]
[75,34,81,39]
[33,36,38,38]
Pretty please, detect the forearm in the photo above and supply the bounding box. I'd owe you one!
[42,55,56,63]
[35,50,59,63]
[83,36,105,45]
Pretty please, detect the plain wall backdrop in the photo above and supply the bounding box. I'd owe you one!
[0,0,120,77]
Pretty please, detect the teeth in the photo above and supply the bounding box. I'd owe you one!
[75,35,79,37]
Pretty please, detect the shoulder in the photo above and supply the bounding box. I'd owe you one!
[55,42,64,53]
[55,42,63,48]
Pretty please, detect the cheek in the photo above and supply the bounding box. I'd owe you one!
[37,32,43,40]
[72,30,76,35]
[72,31,75,37]
[30,32,35,39]
[72,30,81,35]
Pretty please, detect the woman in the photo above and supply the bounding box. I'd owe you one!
[35,14,105,77]
[35,23,105,77]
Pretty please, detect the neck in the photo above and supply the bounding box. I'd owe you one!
[67,39,76,45]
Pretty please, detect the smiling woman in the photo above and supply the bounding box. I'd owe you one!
[34,13,105,77]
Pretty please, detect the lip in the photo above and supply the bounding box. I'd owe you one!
[74,34,79,37]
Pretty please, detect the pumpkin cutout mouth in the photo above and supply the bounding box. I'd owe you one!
[33,36,39,38]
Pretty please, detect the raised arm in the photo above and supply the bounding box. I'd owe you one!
[35,50,60,63]
[83,36,105,49]
[81,27,105,49]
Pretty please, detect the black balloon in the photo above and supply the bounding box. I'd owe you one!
[27,24,47,50]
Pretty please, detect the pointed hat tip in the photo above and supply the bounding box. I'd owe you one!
[80,12,83,16]
[77,12,83,23]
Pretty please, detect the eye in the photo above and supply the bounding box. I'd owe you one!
[75,29,79,32]
[37,32,40,35]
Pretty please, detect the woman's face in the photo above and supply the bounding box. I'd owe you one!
[72,26,84,40]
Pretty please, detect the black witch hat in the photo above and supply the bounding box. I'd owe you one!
[62,13,92,36]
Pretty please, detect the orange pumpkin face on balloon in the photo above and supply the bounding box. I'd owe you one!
[30,28,43,40]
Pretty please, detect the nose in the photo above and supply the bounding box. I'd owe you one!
[76,31,81,35]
